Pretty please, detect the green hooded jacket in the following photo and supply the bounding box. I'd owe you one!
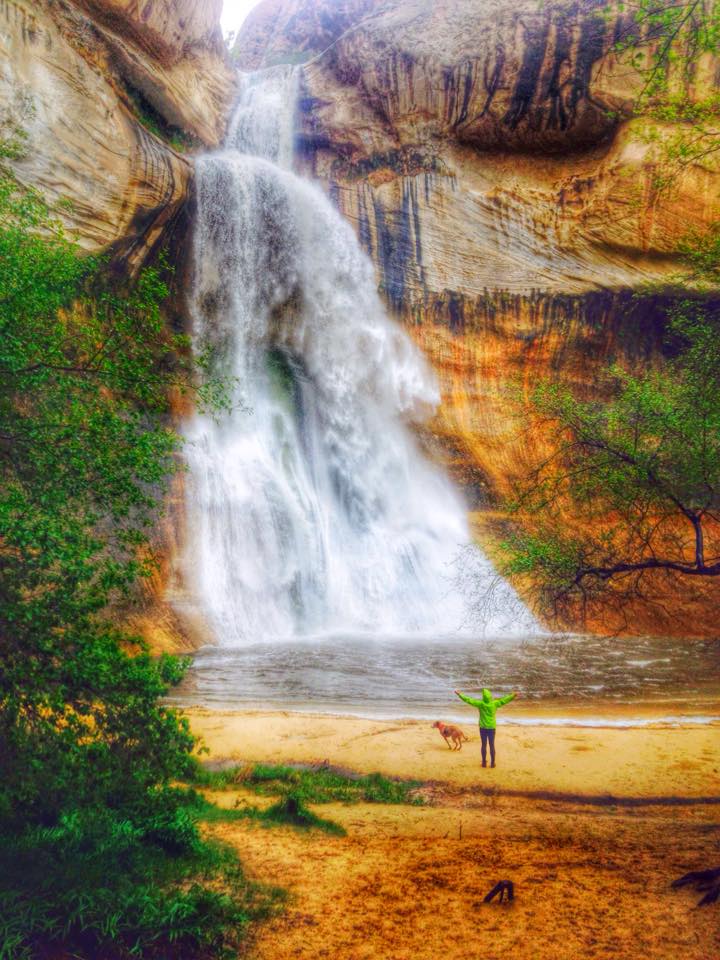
[456,689,516,729]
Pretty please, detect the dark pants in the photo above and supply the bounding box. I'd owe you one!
[480,727,496,766]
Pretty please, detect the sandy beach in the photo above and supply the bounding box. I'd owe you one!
[187,708,720,960]
[189,707,720,798]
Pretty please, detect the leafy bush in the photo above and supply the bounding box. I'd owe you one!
[0,804,279,960]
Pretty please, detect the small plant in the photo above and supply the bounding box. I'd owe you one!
[124,85,198,153]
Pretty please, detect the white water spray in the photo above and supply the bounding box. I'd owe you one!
[180,67,530,644]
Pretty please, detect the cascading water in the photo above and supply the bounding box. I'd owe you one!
[180,66,531,645]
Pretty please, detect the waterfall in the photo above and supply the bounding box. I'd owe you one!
[180,66,531,644]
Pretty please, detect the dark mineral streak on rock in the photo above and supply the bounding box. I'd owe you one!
[368,178,427,311]
[426,287,669,366]
[108,123,190,270]
[479,44,506,119]
[571,15,607,113]
[542,19,572,130]
[503,18,551,130]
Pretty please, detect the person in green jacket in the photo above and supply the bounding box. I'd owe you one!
[454,688,518,768]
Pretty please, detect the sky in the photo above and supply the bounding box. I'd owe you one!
[220,0,265,38]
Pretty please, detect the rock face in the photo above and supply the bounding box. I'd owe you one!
[237,0,720,635]
[240,0,636,151]
[0,0,234,266]
[4,0,717,638]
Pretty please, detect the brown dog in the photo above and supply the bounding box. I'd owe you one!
[432,721,469,750]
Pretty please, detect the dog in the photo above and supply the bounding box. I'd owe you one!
[432,720,469,750]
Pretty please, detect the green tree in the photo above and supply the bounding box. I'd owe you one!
[502,289,720,628]
[611,0,720,186]
[0,177,193,825]
[0,178,266,957]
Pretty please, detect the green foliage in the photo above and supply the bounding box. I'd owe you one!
[259,794,347,834]
[495,4,720,628]
[0,92,35,167]
[190,761,423,805]
[678,222,720,286]
[500,291,720,627]
[190,790,346,835]
[0,177,194,829]
[0,177,262,958]
[125,86,198,154]
[0,124,28,164]
[610,0,720,186]
[0,804,279,960]
[187,762,423,838]
[612,0,720,102]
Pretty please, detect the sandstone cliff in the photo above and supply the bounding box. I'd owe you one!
[0,0,234,267]
[237,0,720,635]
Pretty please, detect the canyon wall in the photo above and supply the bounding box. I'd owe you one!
[236,0,720,635]
[4,0,717,639]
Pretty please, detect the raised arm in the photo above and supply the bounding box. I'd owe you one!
[454,689,482,708]
[494,692,518,708]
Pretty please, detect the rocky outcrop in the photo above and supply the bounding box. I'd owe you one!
[237,0,720,635]
[71,0,235,145]
[0,0,234,266]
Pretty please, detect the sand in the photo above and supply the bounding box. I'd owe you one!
[186,709,720,960]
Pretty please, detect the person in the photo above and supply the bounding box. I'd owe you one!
[454,688,518,768]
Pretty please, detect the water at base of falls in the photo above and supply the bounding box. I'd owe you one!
[167,632,720,725]
[178,66,535,645]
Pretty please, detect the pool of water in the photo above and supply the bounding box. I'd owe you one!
[168,632,720,724]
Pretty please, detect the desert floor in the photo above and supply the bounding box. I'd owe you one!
[188,709,720,960]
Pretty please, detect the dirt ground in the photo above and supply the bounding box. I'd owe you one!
[188,710,720,960]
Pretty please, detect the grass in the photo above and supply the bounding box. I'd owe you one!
[187,761,423,837]
[0,766,418,957]
[260,795,346,834]
[188,761,424,806]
